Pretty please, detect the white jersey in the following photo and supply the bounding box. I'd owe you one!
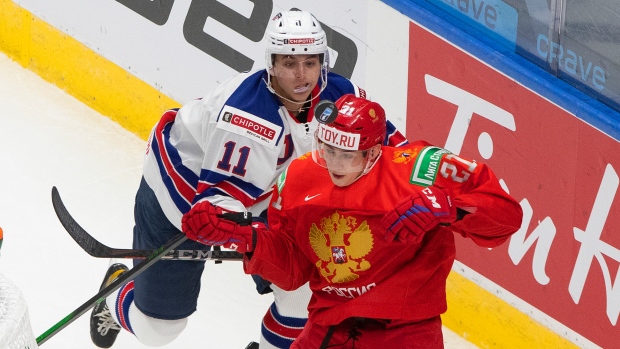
[142,69,368,229]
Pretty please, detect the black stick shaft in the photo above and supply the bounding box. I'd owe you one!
[36,233,188,345]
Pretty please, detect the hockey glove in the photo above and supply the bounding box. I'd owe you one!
[381,185,456,244]
[181,201,256,253]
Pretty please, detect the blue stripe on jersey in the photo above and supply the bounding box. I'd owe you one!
[385,121,409,146]
[225,174,264,198]
[194,187,230,203]
[319,72,357,101]
[224,71,286,146]
[152,121,199,213]
[194,168,264,203]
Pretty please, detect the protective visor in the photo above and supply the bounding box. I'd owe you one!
[311,125,369,174]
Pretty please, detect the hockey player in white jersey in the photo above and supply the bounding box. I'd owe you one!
[89,10,407,349]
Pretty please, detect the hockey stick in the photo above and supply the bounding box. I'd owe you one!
[51,186,243,261]
[36,230,188,345]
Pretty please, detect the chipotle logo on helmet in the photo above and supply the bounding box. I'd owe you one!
[285,38,316,44]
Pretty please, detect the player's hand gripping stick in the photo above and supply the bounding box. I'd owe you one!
[182,201,256,253]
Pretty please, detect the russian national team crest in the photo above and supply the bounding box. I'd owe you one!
[310,212,373,283]
[392,148,419,164]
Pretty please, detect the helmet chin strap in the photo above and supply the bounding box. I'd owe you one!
[263,56,329,111]
[361,148,381,176]
[264,73,327,111]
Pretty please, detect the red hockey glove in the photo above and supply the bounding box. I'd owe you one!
[381,186,456,244]
[181,201,255,253]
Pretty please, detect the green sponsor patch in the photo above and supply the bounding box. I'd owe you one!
[276,169,287,194]
[410,146,450,186]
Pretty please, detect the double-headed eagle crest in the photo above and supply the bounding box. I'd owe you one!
[392,148,418,164]
[309,212,374,283]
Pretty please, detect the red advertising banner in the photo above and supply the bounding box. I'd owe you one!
[406,22,620,348]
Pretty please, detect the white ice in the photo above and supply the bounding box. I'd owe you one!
[0,51,479,349]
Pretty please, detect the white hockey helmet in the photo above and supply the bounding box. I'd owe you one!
[265,10,329,73]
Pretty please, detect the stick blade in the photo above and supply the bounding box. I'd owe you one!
[51,186,116,257]
[50,186,243,261]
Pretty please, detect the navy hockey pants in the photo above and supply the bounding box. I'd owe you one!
[131,177,209,320]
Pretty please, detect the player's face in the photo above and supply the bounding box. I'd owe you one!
[320,144,368,187]
[328,170,363,187]
[270,54,321,103]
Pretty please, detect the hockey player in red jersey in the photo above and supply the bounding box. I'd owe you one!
[89,10,407,349]
[182,94,523,348]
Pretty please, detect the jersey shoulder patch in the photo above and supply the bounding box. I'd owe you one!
[276,167,287,194]
[409,146,451,186]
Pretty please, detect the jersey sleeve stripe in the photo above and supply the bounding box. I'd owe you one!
[385,122,409,147]
[152,112,199,210]
[196,180,258,208]
[150,139,193,213]
[199,167,265,196]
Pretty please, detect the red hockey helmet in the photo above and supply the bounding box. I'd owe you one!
[312,95,386,175]
[316,94,386,151]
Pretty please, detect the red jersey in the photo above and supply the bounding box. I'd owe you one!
[244,141,522,326]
